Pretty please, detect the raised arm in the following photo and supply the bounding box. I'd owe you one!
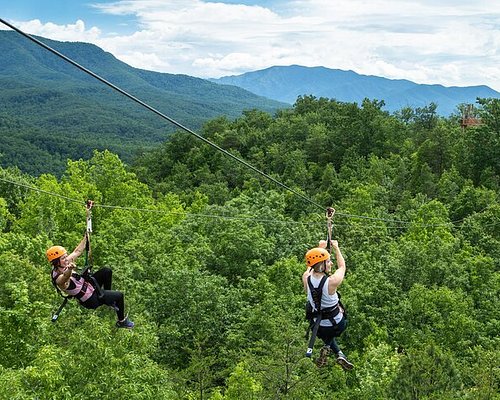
[328,240,346,294]
[67,232,87,263]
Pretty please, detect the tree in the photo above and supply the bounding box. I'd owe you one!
[388,343,462,400]
[222,362,263,400]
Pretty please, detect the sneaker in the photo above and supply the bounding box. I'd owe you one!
[116,317,135,329]
[336,351,354,370]
[315,346,332,368]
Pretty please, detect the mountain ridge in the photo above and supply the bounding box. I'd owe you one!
[0,30,287,176]
[210,64,500,115]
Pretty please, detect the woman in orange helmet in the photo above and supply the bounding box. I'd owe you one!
[302,240,353,369]
[47,233,134,329]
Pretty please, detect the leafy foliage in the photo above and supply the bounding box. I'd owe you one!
[1,96,499,398]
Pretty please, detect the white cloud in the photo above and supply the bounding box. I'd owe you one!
[3,0,500,91]
[6,18,102,42]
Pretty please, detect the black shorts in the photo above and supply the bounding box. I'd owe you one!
[317,315,347,343]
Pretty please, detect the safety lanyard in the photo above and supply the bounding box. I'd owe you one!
[83,200,93,276]
[325,207,335,254]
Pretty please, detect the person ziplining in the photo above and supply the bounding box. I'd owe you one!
[46,201,134,329]
[303,208,353,370]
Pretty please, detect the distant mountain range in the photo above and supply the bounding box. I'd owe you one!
[1,30,499,176]
[210,65,500,116]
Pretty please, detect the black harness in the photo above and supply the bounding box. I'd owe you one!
[50,266,102,322]
[51,268,71,322]
[305,274,341,357]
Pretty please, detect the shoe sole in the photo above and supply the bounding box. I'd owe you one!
[116,323,135,329]
[337,357,354,370]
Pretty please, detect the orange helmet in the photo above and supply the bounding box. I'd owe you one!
[305,247,330,268]
[46,246,67,262]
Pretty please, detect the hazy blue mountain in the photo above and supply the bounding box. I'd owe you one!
[210,65,500,116]
[0,31,287,175]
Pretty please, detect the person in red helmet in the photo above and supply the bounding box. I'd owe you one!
[302,240,353,369]
[46,233,134,329]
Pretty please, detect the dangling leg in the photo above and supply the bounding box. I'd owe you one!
[329,337,353,370]
[335,350,354,370]
[315,327,334,368]
[100,290,124,319]
[328,337,341,355]
[101,290,134,329]
[316,345,332,368]
[328,318,353,370]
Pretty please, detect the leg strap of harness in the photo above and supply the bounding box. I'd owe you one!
[83,268,104,300]
[51,297,69,323]
[305,313,322,357]
[89,275,105,299]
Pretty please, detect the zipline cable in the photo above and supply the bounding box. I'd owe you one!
[0,176,83,205]
[0,175,318,225]
[335,211,410,224]
[0,18,324,212]
[0,175,467,228]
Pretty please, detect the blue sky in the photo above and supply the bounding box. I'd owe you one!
[1,0,499,91]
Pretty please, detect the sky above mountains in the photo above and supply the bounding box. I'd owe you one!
[1,0,499,91]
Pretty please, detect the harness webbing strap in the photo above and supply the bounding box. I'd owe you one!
[307,275,328,310]
[83,236,104,299]
[51,267,72,322]
[51,297,68,322]
[89,275,104,298]
[83,201,104,299]
[305,275,328,357]
[326,207,335,254]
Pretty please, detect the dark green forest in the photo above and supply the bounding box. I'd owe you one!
[0,30,287,177]
[0,96,499,399]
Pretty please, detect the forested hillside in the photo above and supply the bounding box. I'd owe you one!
[0,96,499,399]
[0,30,286,176]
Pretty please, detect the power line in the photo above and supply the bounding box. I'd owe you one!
[0,18,324,212]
